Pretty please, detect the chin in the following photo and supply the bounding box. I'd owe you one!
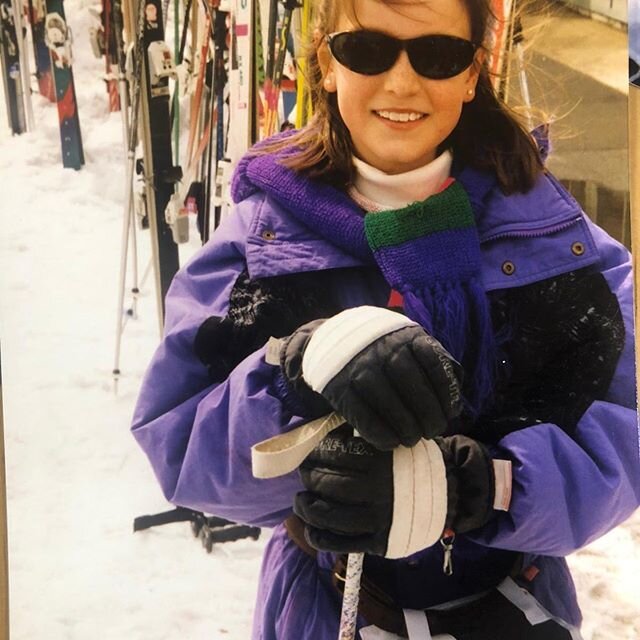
[381,154,434,174]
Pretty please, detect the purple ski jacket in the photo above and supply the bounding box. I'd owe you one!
[132,151,639,639]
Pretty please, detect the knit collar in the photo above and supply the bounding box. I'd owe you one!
[351,150,453,211]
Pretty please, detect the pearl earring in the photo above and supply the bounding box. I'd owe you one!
[324,75,335,90]
[466,89,474,96]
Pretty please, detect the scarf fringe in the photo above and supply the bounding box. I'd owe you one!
[403,277,495,417]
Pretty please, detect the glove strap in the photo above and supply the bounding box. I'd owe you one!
[251,412,346,479]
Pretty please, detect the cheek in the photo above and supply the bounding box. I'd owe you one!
[335,74,375,119]
[427,83,468,113]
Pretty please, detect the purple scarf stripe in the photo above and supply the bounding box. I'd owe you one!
[372,227,483,289]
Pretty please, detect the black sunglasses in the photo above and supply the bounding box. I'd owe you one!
[326,30,478,80]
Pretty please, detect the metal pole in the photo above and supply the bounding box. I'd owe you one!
[628,84,640,400]
[338,428,364,640]
[13,0,35,130]
[338,553,364,639]
[0,347,9,640]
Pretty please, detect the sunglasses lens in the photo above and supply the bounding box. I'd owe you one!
[329,32,399,75]
[329,31,476,79]
[409,35,476,79]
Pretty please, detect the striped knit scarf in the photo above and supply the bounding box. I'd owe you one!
[364,179,495,416]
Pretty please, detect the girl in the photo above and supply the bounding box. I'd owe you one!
[132,0,639,638]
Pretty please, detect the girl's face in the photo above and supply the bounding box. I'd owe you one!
[319,0,480,175]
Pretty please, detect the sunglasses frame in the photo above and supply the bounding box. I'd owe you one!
[325,30,479,80]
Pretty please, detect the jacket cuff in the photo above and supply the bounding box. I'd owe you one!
[435,435,499,533]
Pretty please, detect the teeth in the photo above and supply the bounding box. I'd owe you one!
[376,110,424,122]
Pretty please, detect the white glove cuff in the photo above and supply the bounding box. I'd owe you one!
[301,305,416,393]
[386,438,448,559]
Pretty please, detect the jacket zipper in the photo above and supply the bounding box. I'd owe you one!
[440,529,456,576]
[480,217,582,244]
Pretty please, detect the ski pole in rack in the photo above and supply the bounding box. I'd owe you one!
[488,0,533,131]
[114,0,146,386]
[14,0,35,129]
[44,0,85,168]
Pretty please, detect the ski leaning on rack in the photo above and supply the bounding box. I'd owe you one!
[0,0,27,133]
[44,0,85,168]
[126,0,182,329]
[88,0,122,111]
[27,0,55,100]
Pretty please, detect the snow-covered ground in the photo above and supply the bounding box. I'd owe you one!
[0,2,639,639]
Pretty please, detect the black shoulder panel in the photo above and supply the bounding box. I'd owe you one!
[194,269,344,382]
[477,269,625,440]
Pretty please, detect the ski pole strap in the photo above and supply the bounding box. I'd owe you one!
[251,412,347,479]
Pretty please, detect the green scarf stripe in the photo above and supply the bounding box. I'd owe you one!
[364,181,475,251]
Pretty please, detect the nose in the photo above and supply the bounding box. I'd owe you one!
[382,49,421,95]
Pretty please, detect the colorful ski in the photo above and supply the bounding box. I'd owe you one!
[226,0,254,165]
[130,0,181,326]
[209,1,229,236]
[262,0,300,137]
[27,0,55,100]
[487,0,514,98]
[103,0,121,111]
[44,0,85,168]
[0,0,27,133]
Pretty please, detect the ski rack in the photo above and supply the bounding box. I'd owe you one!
[133,507,261,553]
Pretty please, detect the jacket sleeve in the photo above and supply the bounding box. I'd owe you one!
[469,224,640,555]
[131,197,304,528]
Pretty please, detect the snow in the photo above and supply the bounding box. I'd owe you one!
[0,1,639,639]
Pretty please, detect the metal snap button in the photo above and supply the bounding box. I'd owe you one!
[571,241,585,256]
[502,261,516,276]
[262,229,276,241]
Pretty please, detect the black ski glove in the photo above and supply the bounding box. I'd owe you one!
[281,306,463,450]
[279,319,335,418]
[294,425,500,558]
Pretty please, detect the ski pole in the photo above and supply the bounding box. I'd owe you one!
[113,0,147,387]
[251,410,366,640]
[512,12,533,133]
[338,550,364,640]
[13,0,35,130]
[338,426,364,640]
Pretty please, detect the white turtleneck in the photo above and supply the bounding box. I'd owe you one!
[350,150,453,212]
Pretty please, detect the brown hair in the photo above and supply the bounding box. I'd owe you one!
[255,0,543,194]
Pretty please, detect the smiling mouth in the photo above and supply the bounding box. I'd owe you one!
[374,110,427,123]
